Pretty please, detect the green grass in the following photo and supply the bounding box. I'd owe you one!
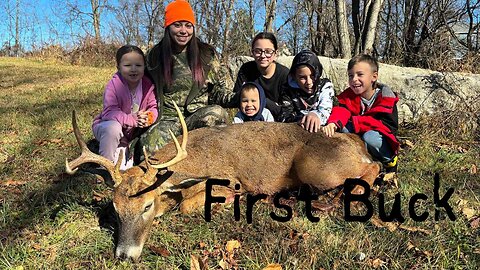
[0,56,479,269]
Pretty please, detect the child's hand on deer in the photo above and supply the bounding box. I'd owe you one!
[137,110,156,128]
[299,112,321,133]
[322,123,337,137]
[136,110,148,128]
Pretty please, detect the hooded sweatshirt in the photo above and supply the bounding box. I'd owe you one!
[92,72,158,142]
[233,82,274,123]
[279,49,334,124]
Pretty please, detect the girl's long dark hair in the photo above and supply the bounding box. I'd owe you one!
[160,28,205,87]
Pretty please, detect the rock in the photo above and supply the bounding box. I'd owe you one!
[228,56,480,126]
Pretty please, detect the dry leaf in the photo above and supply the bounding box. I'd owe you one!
[370,258,387,268]
[462,207,476,219]
[263,263,282,270]
[218,259,228,270]
[1,179,27,187]
[474,248,480,254]
[407,241,416,251]
[198,242,206,249]
[149,245,170,257]
[457,199,468,207]
[92,190,106,202]
[404,139,415,148]
[225,240,241,253]
[469,164,477,175]
[398,224,432,235]
[382,172,398,188]
[470,216,480,229]
[191,254,206,270]
[370,217,399,232]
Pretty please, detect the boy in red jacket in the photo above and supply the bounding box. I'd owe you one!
[322,54,399,173]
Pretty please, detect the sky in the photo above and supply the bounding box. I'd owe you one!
[1,0,478,52]
[0,0,268,51]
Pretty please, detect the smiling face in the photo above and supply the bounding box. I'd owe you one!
[118,51,145,90]
[240,87,260,117]
[168,21,194,52]
[348,61,378,99]
[252,38,277,70]
[294,65,315,95]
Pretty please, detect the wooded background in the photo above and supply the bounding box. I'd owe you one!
[1,0,479,72]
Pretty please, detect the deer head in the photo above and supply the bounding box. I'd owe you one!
[66,102,188,261]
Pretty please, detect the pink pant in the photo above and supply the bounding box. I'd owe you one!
[92,121,133,171]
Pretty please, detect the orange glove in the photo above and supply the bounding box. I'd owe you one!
[147,111,155,126]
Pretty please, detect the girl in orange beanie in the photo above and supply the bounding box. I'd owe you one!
[133,0,236,162]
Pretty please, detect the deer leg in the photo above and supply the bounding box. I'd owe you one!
[350,163,381,195]
[179,182,235,214]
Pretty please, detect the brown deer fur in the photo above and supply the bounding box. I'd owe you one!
[66,106,380,261]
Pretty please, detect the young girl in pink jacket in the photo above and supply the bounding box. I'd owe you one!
[92,45,158,169]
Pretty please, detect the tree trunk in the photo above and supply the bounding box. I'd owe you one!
[335,0,351,58]
[363,0,384,54]
[14,0,20,56]
[221,0,235,62]
[264,0,276,32]
[90,0,101,42]
[351,0,361,55]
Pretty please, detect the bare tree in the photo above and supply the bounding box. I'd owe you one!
[335,0,352,58]
[64,0,108,43]
[264,0,277,32]
[351,0,385,55]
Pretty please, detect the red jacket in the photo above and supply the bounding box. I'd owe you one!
[328,84,399,153]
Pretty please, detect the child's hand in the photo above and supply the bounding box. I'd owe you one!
[136,110,149,128]
[322,123,337,137]
[300,112,321,133]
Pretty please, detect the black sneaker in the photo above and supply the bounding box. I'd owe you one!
[384,156,398,173]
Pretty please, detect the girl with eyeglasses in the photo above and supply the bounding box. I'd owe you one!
[233,32,289,121]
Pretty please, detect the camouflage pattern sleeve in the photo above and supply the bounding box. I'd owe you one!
[206,55,238,108]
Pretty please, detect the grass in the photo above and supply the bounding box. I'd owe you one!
[0,56,479,269]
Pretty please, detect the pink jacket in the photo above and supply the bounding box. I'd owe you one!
[92,72,158,141]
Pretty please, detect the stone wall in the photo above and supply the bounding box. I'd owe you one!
[228,56,480,125]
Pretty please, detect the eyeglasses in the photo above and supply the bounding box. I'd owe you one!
[252,48,276,58]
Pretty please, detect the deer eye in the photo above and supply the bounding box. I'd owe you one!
[144,203,153,213]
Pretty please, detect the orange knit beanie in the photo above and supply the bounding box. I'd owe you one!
[164,0,195,28]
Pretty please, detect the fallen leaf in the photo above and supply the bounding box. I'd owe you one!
[398,224,432,235]
[198,242,206,249]
[218,259,228,270]
[190,254,206,270]
[263,263,282,270]
[92,190,106,202]
[469,164,477,175]
[407,241,416,251]
[457,199,468,207]
[370,217,398,232]
[474,248,480,254]
[404,139,415,148]
[148,245,170,257]
[370,258,387,268]
[382,172,398,188]
[225,240,241,253]
[462,207,476,219]
[470,216,480,229]
[0,179,27,187]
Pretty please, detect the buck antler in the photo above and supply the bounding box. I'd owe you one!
[148,102,188,169]
[65,111,123,185]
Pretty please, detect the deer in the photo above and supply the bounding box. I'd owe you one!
[65,103,380,261]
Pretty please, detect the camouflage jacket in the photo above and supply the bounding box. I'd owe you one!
[146,38,235,120]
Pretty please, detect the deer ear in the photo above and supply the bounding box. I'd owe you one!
[165,178,204,192]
